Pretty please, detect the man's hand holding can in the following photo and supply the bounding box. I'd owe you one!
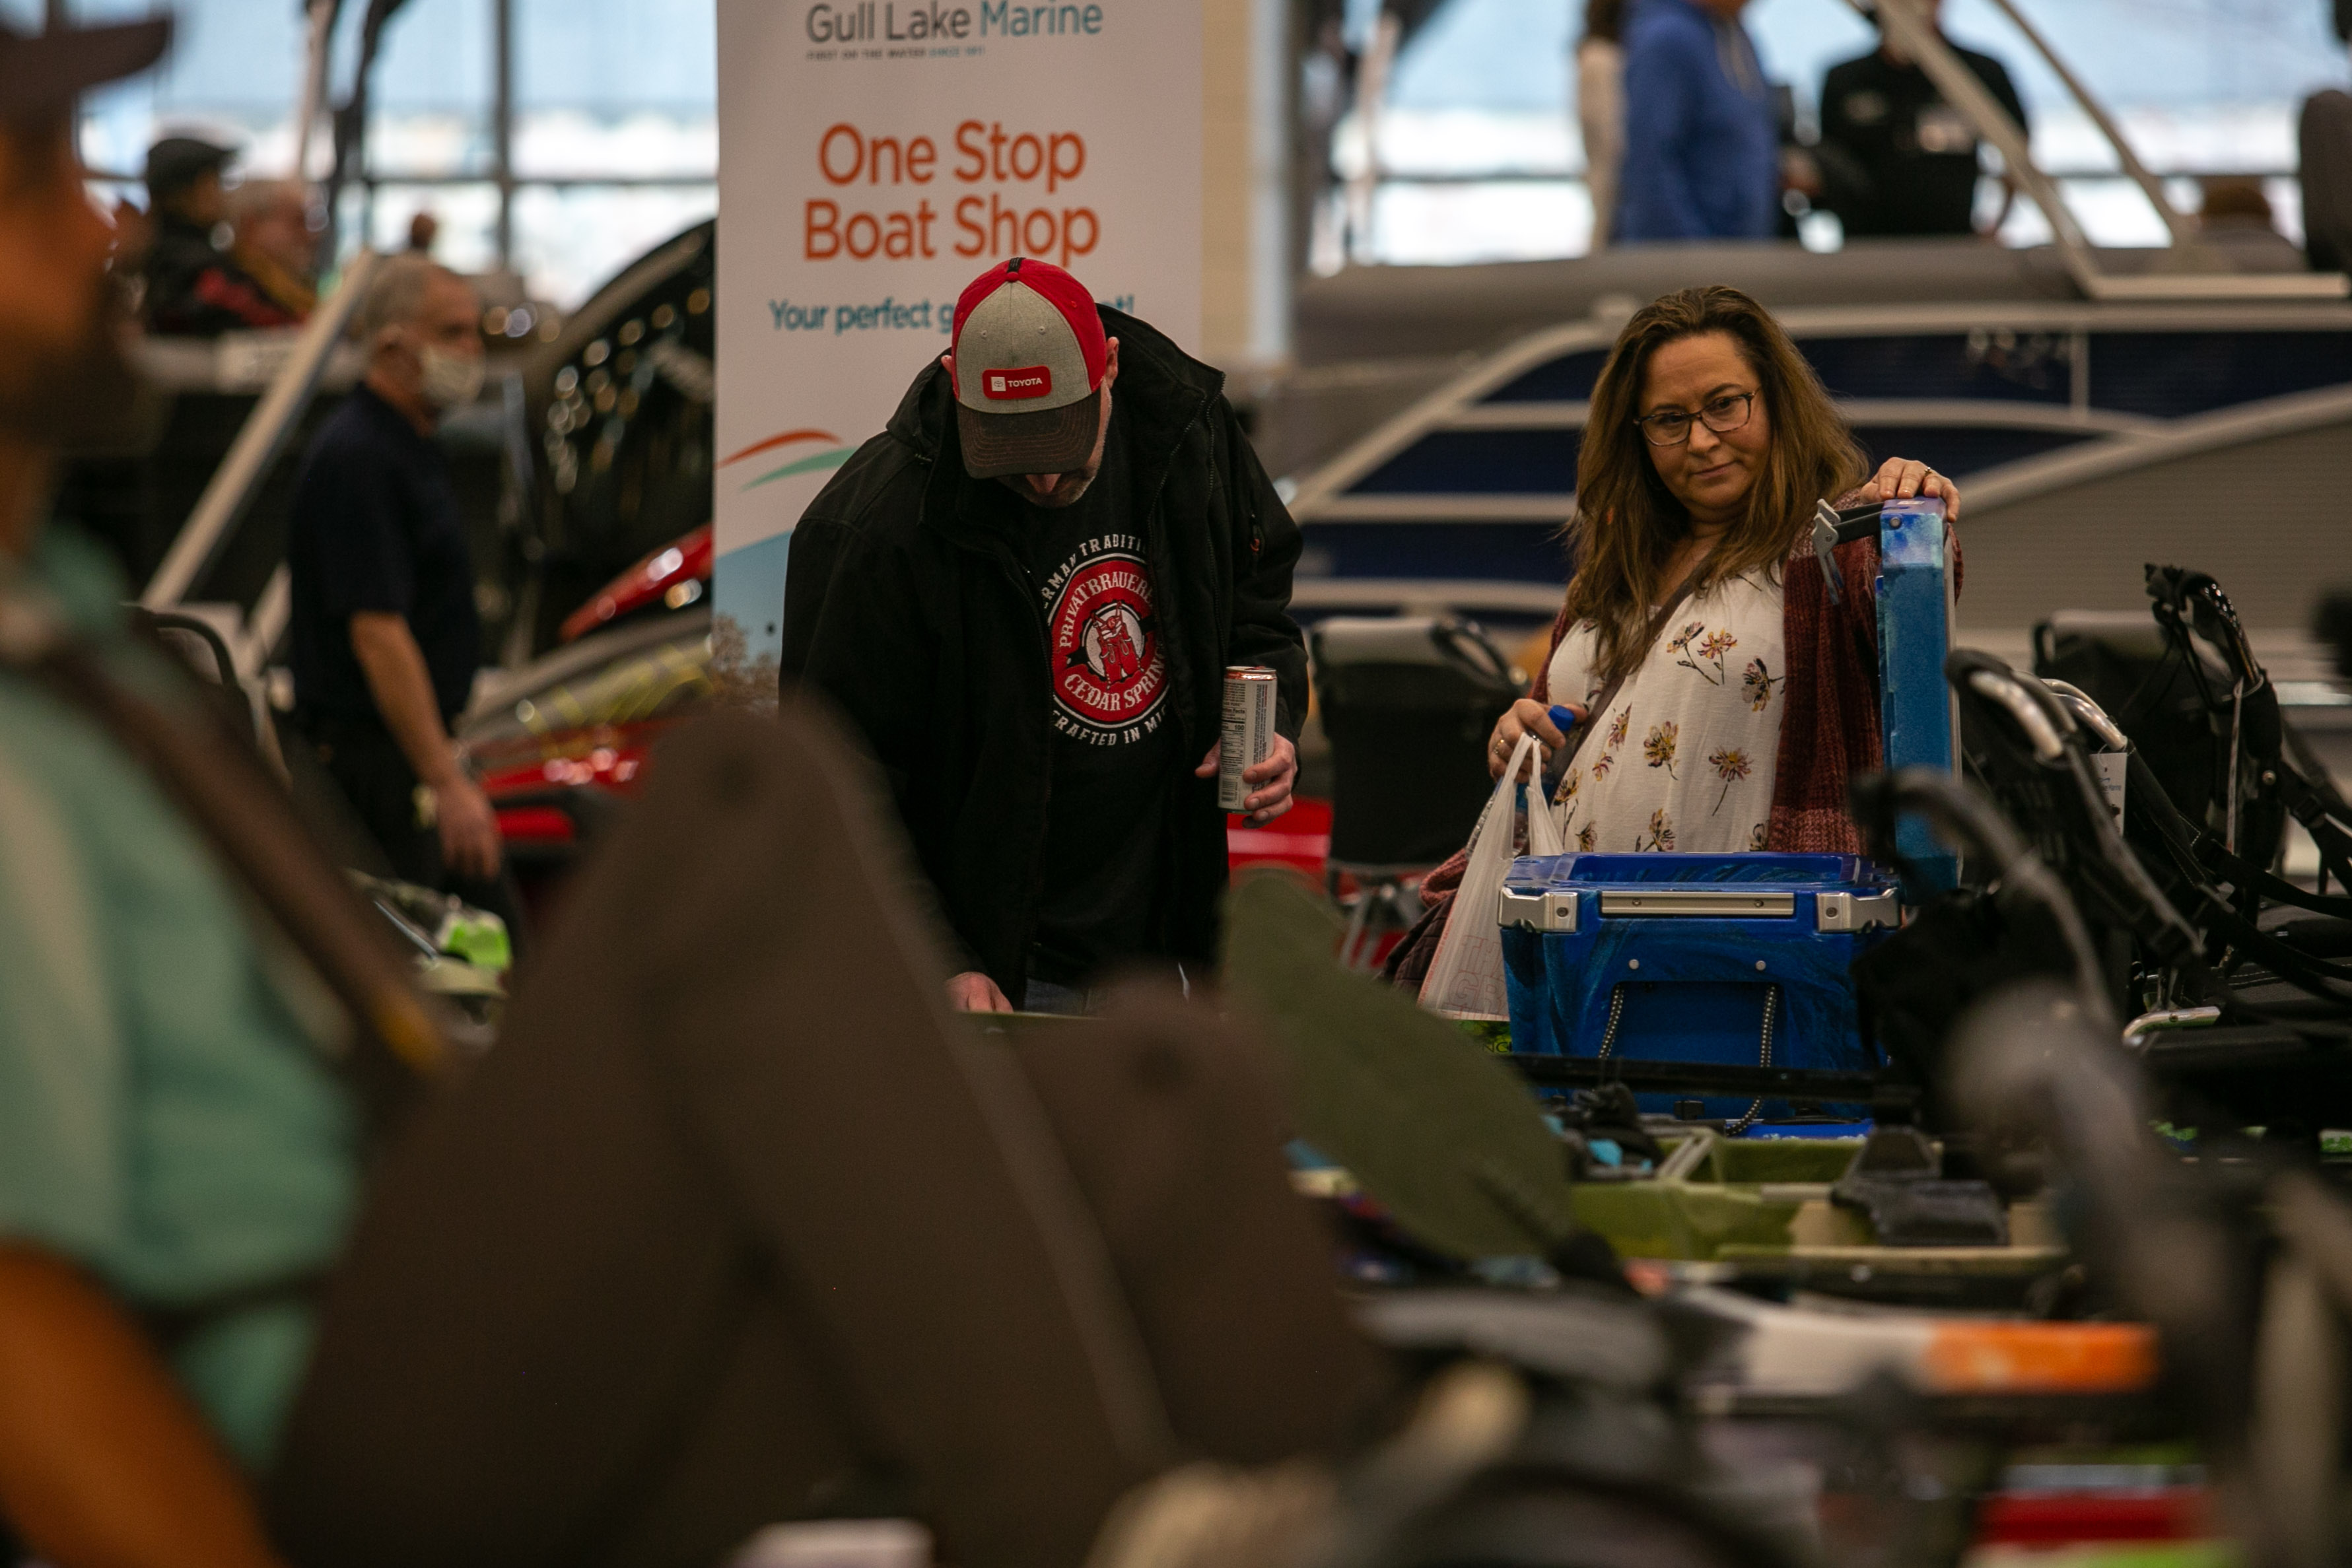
[1195,733,1297,825]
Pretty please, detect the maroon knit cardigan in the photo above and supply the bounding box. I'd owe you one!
[1385,523,1963,982]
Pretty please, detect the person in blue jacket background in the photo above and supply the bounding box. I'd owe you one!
[1616,0,1781,242]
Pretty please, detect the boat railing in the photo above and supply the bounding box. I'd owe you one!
[1290,297,2352,523]
[138,248,384,676]
[1869,0,2347,301]
[1958,381,2352,513]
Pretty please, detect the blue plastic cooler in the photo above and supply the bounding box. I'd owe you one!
[1498,852,1900,1116]
[1494,496,1954,1121]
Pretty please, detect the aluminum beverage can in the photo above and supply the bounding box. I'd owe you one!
[1220,666,1278,812]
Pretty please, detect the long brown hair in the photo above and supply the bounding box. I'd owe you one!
[1562,286,1867,683]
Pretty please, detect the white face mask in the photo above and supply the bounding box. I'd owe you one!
[417,341,486,409]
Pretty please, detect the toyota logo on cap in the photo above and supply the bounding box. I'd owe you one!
[949,257,1111,479]
[983,365,1054,401]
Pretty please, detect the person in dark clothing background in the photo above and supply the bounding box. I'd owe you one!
[139,135,300,335]
[780,257,1308,1015]
[1815,0,2027,238]
[286,254,505,914]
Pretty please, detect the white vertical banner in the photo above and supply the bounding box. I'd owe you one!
[712,1,1205,668]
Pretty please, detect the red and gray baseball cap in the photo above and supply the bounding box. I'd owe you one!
[949,256,1109,480]
[0,15,172,120]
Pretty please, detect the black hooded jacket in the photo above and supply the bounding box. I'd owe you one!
[778,307,1307,1000]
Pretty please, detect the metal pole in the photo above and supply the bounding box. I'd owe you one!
[1865,0,2344,298]
[244,565,292,678]
[1344,9,1399,265]
[1977,0,2197,250]
[1247,0,1291,366]
[1863,0,2101,295]
[493,0,514,272]
[295,0,339,182]
[143,248,386,610]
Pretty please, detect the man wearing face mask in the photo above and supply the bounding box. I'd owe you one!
[286,254,501,904]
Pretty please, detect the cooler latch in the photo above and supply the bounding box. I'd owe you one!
[1816,889,1900,932]
[1497,887,1578,933]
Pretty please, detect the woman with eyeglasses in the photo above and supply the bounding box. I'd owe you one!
[1391,286,1960,983]
[1500,283,1958,847]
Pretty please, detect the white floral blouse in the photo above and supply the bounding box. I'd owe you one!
[1543,567,1787,854]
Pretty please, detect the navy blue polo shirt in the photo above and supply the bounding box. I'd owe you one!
[287,384,481,726]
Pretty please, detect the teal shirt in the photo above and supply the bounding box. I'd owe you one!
[0,528,359,1469]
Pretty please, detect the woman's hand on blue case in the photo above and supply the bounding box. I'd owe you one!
[1488,698,1579,780]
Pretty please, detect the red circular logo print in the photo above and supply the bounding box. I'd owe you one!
[1047,545,1166,737]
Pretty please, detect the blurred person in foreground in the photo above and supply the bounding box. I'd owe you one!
[141,134,300,335]
[284,254,511,924]
[780,256,1308,1015]
[228,178,317,319]
[1575,0,1627,250]
[0,20,345,1566]
[0,28,1376,1563]
[1389,285,1961,981]
[1614,0,1778,242]
[1815,0,2026,239]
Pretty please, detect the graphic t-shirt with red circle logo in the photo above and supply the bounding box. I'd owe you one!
[1039,534,1169,744]
[1014,434,1185,988]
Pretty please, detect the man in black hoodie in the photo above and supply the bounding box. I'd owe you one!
[780,257,1308,1013]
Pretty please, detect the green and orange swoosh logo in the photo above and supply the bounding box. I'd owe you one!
[719,428,855,491]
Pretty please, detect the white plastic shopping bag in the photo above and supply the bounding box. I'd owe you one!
[1418,732,1562,1019]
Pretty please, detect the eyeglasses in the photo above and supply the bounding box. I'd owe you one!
[1634,391,1756,447]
